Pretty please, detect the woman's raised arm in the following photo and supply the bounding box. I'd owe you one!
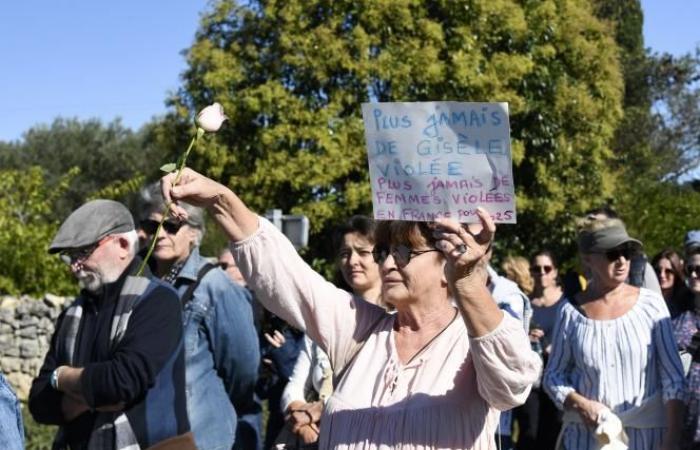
[162,168,259,242]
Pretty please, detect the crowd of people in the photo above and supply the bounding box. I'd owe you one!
[0,167,697,450]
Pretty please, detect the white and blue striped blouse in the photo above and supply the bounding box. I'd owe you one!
[543,288,686,450]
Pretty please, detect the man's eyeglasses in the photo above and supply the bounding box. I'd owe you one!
[685,265,700,278]
[530,265,553,274]
[59,236,113,265]
[372,244,439,267]
[140,219,184,235]
[604,243,639,262]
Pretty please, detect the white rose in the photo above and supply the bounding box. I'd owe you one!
[196,102,227,132]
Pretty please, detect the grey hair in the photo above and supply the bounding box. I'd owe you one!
[138,182,206,244]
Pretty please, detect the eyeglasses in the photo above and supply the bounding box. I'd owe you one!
[372,244,439,267]
[604,244,638,262]
[140,219,184,235]
[59,236,113,265]
[685,265,700,277]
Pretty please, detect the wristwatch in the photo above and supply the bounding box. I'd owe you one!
[50,367,60,390]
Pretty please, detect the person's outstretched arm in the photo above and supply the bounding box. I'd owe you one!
[162,168,258,242]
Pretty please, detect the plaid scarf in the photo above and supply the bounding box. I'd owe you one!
[55,275,152,450]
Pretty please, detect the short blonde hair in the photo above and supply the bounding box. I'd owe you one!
[501,256,534,295]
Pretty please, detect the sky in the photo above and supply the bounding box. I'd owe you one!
[0,0,698,143]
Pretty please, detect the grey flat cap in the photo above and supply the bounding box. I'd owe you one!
[49,199,135,253]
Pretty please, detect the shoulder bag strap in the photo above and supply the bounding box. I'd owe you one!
[181,263,217,308]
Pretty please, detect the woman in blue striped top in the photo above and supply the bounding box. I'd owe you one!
[543,217,686,450]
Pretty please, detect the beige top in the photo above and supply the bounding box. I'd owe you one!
[233,218,541,449]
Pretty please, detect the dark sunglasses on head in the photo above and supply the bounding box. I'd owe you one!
[604,243,639,262]
[372,244,439,267]
[685,265,700,277]
[140,219,184,235]
[530,265,553,274]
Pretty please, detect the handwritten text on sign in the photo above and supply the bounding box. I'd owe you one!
[361,101,516,223]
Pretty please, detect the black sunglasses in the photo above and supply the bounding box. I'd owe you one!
[140,219,184,235]
[530,265,553,274]
[604,243,639,262]
[372,244,439,267]
[686,265,700,277]
[654,267,674,277]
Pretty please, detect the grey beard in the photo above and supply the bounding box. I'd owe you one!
[76,270,103,293]
[76,267,120,293]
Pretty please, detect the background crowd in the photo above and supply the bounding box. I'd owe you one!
[0,1,699,449]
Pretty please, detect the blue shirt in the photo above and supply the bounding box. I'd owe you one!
[173,248,261,450]
[0,372,23,450]
[543,288,686,450]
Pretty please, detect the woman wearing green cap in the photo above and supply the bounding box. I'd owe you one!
[543,216,686,450]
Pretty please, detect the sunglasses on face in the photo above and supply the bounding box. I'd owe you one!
[604,244,638,262]
[140,219,184,235]
[530,265,553,274]
[371,244,439,267]
[685,265,700,277]
[654,267,674,277]
[59,236,112,265]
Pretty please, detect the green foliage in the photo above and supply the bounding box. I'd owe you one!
[166,0,624,263]
[0,118,168,296]
[22,403,56,450]
[0,167,77,296]
[619,181,700,257]
[0,118,161,220]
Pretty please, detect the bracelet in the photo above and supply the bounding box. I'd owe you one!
[50,367,61,390]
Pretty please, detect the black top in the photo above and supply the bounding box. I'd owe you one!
[28,258,190,449]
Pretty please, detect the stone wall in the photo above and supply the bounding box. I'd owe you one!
[0,294,69,400]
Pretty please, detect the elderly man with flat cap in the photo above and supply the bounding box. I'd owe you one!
[29,199,195,450]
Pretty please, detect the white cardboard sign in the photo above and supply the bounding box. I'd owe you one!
[361,101,516,223]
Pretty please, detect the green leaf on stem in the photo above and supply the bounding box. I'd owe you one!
[160,163,177,173]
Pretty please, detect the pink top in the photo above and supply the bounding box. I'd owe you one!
[233,218,541,449]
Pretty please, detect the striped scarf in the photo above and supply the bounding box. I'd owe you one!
[55,275,152,450]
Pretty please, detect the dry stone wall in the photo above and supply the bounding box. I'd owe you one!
[0,294,69,400]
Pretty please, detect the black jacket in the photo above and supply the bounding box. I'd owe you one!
[29,258,190,449]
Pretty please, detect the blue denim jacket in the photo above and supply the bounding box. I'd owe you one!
[174,248,261,450]
[0,372,24,450]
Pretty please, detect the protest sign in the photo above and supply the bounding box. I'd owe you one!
[361,101,516,223]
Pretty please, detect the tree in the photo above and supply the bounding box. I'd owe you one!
[588,1,700,251]
[165,0,624,263]
[647,48,700,180]
[0,167,78,296]
[0,118,161,220]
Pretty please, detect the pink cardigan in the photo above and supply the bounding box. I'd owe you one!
[233,218,541,449]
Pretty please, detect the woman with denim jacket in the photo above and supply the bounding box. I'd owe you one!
[139,185,261,450]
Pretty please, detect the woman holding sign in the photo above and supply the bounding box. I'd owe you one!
[161,168,540,450]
